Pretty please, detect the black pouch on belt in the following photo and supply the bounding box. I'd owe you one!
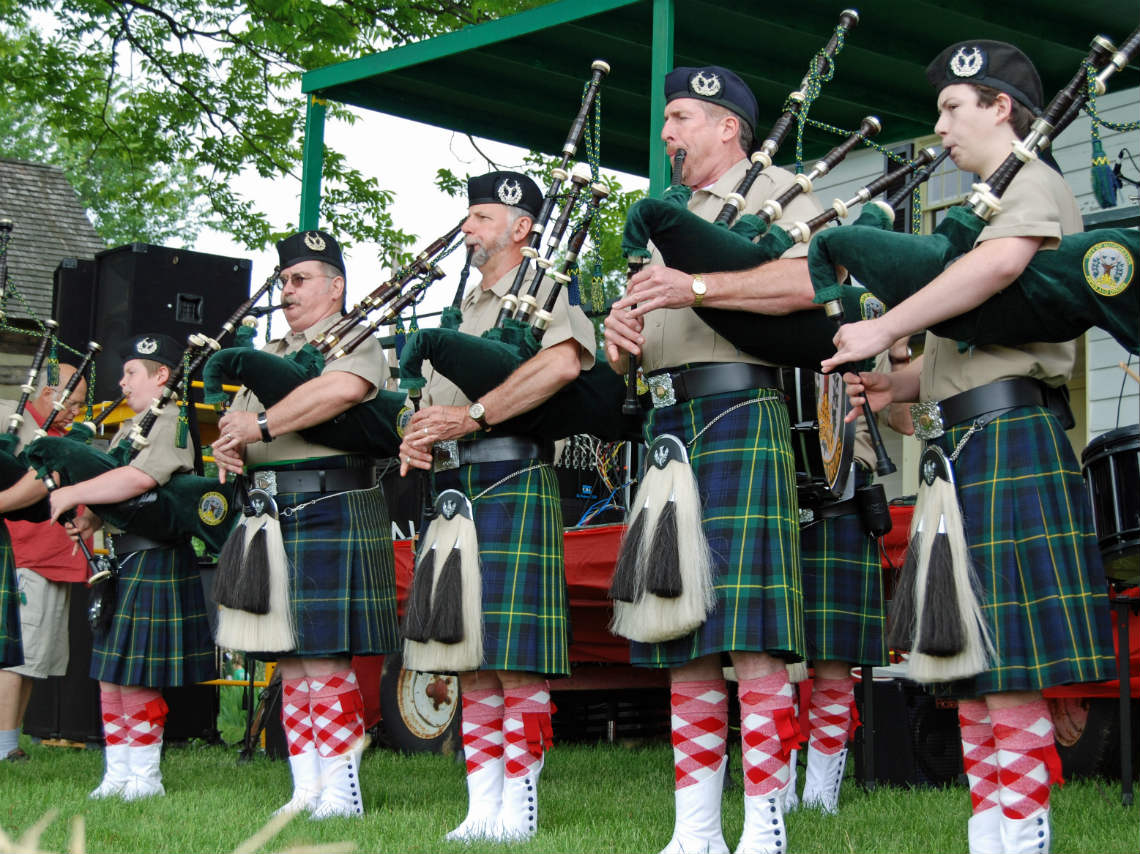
[855,482,892,539]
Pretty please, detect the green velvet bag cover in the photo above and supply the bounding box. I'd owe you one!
[398,326,539,399]
[0,447,49,523]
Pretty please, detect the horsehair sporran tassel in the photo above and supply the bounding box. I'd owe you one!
[215,492,295,654]
[610,435,714,644]
[403,539,437,642]
[905,446,993,684]
[403,489,483,673]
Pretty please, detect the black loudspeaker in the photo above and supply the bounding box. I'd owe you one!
[23,574,221,745]
[853,677,964,788]
[91,243,251,402]
[52,258,98,357]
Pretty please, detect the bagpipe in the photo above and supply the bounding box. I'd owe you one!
[22,273,286,555]
[397,60,645,443]
[0,320,60,519]
[201,226,467,458]
[811,28,1140,356]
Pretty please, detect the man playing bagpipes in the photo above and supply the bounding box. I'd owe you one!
[397,171,596,843]
[0,362,89,763]
[826,42,1116,854]
[48,335,215,801]
[603,66,827,854]
[211,231,400,820]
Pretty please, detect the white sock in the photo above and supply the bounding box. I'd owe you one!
[0,729,21,756]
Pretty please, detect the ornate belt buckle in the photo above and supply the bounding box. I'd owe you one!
[433,439,459,472]
[910,401,946,440]
[646,372,677,408]
[252,470,278,495]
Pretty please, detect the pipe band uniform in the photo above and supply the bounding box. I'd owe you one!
[216,227,400,821]
[401,165,599,844]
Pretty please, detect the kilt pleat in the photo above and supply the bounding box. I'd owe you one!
[0,529,23,668]
[89,543,214,687]
[630,388,805,668]
[800,470,887,666]
[278,485,400,657]
[936,407,1115,695]
[435,458,570,676]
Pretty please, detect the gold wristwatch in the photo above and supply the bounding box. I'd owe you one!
[691,274,707,308]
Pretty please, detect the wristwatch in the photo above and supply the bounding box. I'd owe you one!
[468,401,491,432]
[256,411,273,442]
[691,274,707,308]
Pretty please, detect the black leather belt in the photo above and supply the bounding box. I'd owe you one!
[112,533,177,554]
[644,362,781,409]
[433,435,553,472]
[260,465,376,494]
[940,377,1048,427]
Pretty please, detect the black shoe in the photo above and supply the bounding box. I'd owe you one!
[3,747,29,763]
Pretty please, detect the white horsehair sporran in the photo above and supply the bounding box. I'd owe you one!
[609,434,715,643]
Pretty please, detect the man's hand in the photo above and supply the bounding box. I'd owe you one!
[613,264,699,317]
[821,318,897,374]
[603,300,644,374]
[841,371,896,424]
[398,405,475,476]
[49,484,80,523]
[213,410,256,481]
[64,507,101,546]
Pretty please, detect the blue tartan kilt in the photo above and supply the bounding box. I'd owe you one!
[800,468,887,667]
[630,387,805,668]
[936,406,1115,695]
[434,457,570,676]
[277,484,400,657]
[89,542,215,688]
[0,529,23,668]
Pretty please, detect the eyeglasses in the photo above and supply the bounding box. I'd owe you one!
[278,273,332,288]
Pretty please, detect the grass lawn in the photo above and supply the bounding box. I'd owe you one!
[1,735,1137,853]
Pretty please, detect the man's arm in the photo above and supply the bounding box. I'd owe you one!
[0,468,48,513]
[49,465,158,523]
[613,258,818,318]
[822,236,1043,371]
[399,340,582,474]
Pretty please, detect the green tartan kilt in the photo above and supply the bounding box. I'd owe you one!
[89,543,215,688]
[434,457,570,676]
[800,467,887,667]
[630,387,805,668]
[276,484,400,657]
[936,406,1115,695]
[0,529,23,668]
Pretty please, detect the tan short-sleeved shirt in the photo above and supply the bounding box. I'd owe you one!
[109,403,194,486]
[421,263,597,408]
[921,158,1084,402]
[0,399,42,453]
[640,158,823,372]
[230,312,388,465]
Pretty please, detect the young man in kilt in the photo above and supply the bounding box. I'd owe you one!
[397,171,596,843]
[604,66,827,854]
[213,231,400,819]
[826,41,1116,854]
[50,334,215,800]
[0,363,89,763]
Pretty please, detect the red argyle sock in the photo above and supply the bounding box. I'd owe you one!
[281,677,315,757]
[461,687,505,775]
[503,683,552,779]
[808,676,855,755]
[991,698,1063,819]
[121,687,167,747]
[100,687,128,747]
[309,670,366,758]
[958,699,1000,815]
[670,679,728,791]
[739,670,800,797]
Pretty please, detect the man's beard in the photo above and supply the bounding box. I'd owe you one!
[467,227,512,269]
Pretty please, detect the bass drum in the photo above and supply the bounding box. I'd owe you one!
[779,368,854,508]
[1081,424,1140,583]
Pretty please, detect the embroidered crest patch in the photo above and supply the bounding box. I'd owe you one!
[1083,240,1134,297]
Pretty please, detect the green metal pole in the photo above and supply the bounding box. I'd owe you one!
[648,0,675,196]
[298,95,327,230]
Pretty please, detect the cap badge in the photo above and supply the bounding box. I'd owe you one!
[136,337,158,355]
[496,178,523,206]
[690,71,723,97]
[303,231,326,251]
[949,46,985,78]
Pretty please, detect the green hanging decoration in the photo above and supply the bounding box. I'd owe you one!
[176,352,191,449]
[47,336,60,386]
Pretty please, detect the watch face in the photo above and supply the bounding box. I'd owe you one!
[692,278,707,295]
[469,403,485,419]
